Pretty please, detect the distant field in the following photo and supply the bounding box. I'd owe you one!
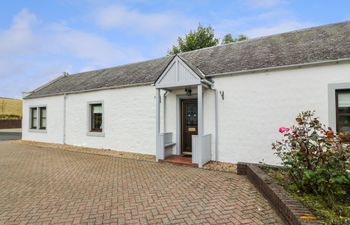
[0,97,22,118]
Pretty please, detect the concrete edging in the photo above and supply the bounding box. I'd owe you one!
[237,162,322,225]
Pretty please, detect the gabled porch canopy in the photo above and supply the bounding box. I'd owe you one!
[155,55,211,89]
[154,55,213,167]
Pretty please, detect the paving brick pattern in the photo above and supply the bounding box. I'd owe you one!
[0,142,284,225]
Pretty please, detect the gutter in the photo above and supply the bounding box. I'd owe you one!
[201,79,213,87]
[206,58,350,78]
[24,82,154,99]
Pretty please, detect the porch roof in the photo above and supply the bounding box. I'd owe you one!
[25,21,350,99]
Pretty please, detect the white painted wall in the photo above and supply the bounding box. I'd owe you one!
[22,62,350,165]
[64,85,156,155]
[23,85,157,155]
[212,63,350,164]
[22,95,64,144]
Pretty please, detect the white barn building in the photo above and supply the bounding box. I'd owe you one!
[22,22,350,166]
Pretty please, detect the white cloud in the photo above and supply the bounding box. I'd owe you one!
[47,23,143,66]
[245,0,286,9]
[0,9,39,56]
[0,8,145,97]
[95,4,195,34]
[244,20,316,38]
[213,7,315,41]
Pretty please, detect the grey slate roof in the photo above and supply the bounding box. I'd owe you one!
[25,21,350,99]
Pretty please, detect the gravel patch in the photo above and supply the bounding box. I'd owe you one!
[203,161,237,173]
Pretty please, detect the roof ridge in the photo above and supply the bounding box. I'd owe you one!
[24,21,350,99]
[179,20,350,55]
[50,20,350,79]
[237,20,350,43]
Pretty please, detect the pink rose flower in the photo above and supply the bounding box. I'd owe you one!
[279,127,290,133]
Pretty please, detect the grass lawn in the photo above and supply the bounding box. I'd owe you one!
[264,167,350,225]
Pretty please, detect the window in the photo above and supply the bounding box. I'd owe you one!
[39,107,47,130]
[30,106,47,131]
[30,107,38,129]
[90,104,103,132]
[336,90,350,140]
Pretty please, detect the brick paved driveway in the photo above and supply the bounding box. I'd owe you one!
[0,142,284,225]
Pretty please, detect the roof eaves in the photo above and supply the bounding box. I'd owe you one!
[23,81,154,99]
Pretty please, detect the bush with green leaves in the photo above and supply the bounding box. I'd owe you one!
[0,114,21,120]
[272,111,350,207]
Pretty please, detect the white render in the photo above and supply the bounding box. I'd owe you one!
[23,95,65,144]
[23,85,157,155]
[212,62,350,164]
[22,62,350,164]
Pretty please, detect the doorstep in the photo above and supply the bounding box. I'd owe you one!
[159,155,198,167]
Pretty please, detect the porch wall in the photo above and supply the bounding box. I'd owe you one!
[203,89,216,159]
[162,88,218,157]
[212,62,350,165]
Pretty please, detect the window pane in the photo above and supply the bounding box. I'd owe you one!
[39,107,47,130]
[41,118,46,128]
[338,115,350,134]
[41,107,46,117]
[32,108,37,118]
[31,108,37,129]
[338,92,350,107]
[92,105,102,114]
[91,104,102,132]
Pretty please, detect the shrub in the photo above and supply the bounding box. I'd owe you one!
[0,114,21,120]
[272,110,350,207]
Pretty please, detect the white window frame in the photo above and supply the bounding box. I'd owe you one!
[87,101,105,137]
[328,82,350,131]
[28,105,47,133]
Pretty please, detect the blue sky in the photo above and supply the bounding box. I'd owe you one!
[0,0,349,98]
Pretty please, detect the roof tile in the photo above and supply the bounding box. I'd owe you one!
[25,21,350,99]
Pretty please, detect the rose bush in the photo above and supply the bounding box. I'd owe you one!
[272,111,350,207]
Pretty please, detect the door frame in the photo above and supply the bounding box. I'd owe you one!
[180,99,198,155]
[176,94,197,155]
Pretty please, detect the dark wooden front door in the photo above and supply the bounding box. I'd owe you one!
[181,99,198,155]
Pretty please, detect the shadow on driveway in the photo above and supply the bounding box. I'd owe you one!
[0,129,22,141]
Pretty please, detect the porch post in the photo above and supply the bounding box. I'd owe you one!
[197,84,204,166]
[156,88,161,161]
[198,85,204,137]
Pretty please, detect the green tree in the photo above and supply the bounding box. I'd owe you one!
[222,34,247,44]
[168,24,219,55]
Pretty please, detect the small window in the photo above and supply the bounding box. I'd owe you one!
[30,107,38,129]
[39,107,47,130]
[90,104,103,132]
[336,90,350,140]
